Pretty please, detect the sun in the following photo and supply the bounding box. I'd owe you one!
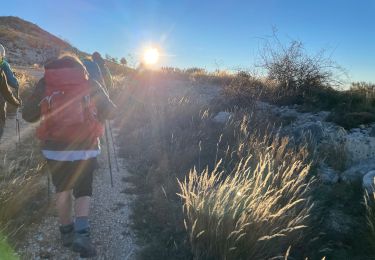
[143,47,160,65]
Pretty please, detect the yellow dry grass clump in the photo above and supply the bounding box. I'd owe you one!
[179,130,314,259]
[365,191,375,250]
[0,70,46,253]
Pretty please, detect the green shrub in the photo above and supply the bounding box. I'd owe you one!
[0,234,18,260]
[222,72,267,108]
[329,111,375,129]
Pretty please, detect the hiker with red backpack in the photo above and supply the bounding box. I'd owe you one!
[22,55,116,258]
[0,44,21,139]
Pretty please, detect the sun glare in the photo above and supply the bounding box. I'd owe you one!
[143,47,160,65]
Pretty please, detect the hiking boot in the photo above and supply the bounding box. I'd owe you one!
[59,224,74,247]
[72,228,97,258]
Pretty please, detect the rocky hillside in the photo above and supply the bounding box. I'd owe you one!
[0,16,78,65]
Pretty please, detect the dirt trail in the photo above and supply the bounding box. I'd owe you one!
[9,119,138,259]
[0,111,35,153]
[2,77,220,259]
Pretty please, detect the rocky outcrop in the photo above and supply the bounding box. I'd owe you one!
[212,111,232,124]
[317,163,339,184]
[0,16,81,65]
[257,101,375,190]
[345,129,375,165]
[342,159,375,181]
[213,102,375,191]
[362,170,375,193]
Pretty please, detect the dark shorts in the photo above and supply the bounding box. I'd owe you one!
[47,158,97,198]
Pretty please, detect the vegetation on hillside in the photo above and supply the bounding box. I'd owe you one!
[1,19,375,258]
[218,37,375,130]
[112,39,375,258]
[114,69,315,258]
[0,16,86,65]
[179,134,314,259]
[0,70,47,256]
[0,233,18,260]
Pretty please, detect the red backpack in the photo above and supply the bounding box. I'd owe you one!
[36,67,104,143]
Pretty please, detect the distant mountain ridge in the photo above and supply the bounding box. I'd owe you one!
[0,16,79,65]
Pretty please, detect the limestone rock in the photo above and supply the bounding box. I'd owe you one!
[318,164,339,184]
[255,101,375,177]
[342,160,375,182]
[212,111,232,124]
[363,170,375,193]
[345,134,375,165]
[369,125,375,137]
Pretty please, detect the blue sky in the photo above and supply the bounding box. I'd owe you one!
[1,0,374,82]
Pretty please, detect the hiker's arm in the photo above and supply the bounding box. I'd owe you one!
[0,70,20,106]
[103,65,114,90]
[2,61,19,89]
[90,80,117,121]
[22,78,44,123]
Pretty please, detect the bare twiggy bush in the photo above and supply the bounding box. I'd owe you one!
[179,131,314,259]
[260,33,344,98]
[350,82,375,106]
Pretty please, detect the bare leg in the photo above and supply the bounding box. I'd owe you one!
[75,196,91,217]
[56,190,73,225]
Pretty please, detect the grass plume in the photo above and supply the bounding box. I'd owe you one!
[179,133,314,259]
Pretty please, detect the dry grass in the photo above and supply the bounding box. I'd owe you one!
[112,65,375,258]
[0,69,47,247]
[114,65,322,258]
[158,67,234,86]
[0,136,47,239]
[179,132,314,259]
[365,191,375,250]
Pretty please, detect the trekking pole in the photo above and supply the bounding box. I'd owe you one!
[108,120,120,172]
[105,122,114,187]
[16,107,20,143]
[47,171,51,200]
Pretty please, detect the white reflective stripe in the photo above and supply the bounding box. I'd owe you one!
[42,150,101,161]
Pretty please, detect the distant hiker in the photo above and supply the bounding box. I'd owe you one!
[22,55,116,258]
[0,44,21,139]
[81,56,107,94]
[92,52,114,92]
[84,53,118,182]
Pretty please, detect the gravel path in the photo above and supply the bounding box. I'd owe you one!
[16,123,137,260]
[3,77,220,259]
